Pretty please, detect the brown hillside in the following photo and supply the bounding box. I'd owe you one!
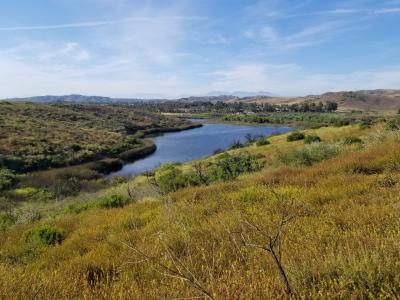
[229,89,400,112]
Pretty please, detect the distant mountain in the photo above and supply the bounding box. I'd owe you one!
[4,94,240,104]
[177,95,238,103]
[6,94,115,103]
[206,91,275,98]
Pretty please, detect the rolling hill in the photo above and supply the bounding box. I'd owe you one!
[228,89,400,112]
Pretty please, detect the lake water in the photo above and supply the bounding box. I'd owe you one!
[110,120,291,177]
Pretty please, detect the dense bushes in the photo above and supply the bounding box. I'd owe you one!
[0,168,17,191]
[386,116,400,130]
[0,213,16,231]
[208,153,264,181]
[221,112,356,128]
[155,164,194,194]
[97,194,131,209]
[279,144,340,166]
[229,140,245,150]
[153,153,264,194]
[21,158,126,199]
[256,137,271,146]
[67,194,132,213]
[10,187,53,202]
[23,226,66,246]
[287,132,305,142]
[304,135,321,144]
[67,202,92,214]
[75,194,131,211]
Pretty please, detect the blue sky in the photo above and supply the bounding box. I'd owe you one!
[0,0,399,98]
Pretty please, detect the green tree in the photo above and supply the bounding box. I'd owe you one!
[0,168,17,191]
[326,101,338,112]
[155,164,191,194]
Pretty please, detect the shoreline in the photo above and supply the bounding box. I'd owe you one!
[22,122,204,182]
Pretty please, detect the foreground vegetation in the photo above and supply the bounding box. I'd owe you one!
[1,114,399,298]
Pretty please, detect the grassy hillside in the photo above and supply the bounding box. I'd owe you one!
[0,102,201,200]
[1,118,399,299]
[0,102,197,173]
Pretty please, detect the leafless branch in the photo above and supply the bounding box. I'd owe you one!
[122,240,215,300]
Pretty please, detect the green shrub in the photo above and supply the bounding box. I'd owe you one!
[208,153,263,181]
[256,137,271,146]
[229,140,244,150]
[359,118,374,129]
[0,213,16,231]
[12,187,53,202]
[287,132,305,142]
[279,144,340,166]
[23,226,66,245]
[97,194,130,209]
[304,135,321,144]
[343,136,363,145]
[67,202,92,214]
[155,164,192,194]
[0,168,17,191]
[386,116,400,131]
[213,148,224,155]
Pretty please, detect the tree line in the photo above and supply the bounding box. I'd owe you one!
[130,100,338,114]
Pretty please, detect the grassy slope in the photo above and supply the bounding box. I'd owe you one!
[0,102,194,172]
[1,125,399,299]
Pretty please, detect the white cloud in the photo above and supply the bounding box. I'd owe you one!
[244,21,347,50]
[210,63,400,96]
[37,43,91,63]
[0,2,207,98]
[0,1,398,99]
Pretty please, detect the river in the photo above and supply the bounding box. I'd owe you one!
[109,120,291,177]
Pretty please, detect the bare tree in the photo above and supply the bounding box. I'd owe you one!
[192,161,209,186]
[143,171,159,190]
[238,190,308,296]
[122,238,215,300]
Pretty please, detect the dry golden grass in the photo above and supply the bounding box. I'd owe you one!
[0,125,399,299]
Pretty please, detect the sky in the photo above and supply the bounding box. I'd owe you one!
[0,0,399,98]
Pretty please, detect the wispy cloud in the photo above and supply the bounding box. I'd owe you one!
[211,63,400,96]
[0,16,206,31]
[0,1,399,98]
[0,2,207,98]
[244,21,349,50]
[375,7,400,13]
[270,6,400,18]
